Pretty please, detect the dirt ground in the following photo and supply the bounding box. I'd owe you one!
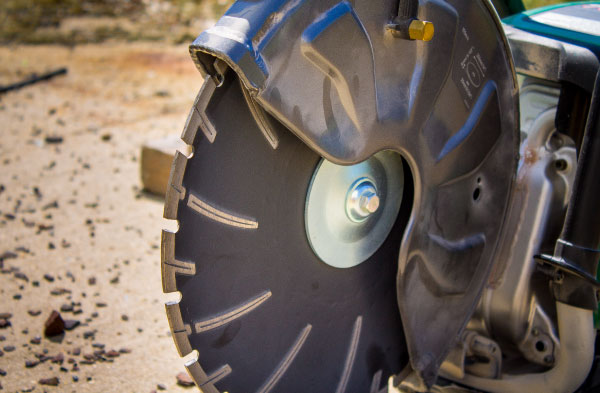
[0,42,205,392]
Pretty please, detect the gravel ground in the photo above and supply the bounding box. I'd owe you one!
[0,42,204,392]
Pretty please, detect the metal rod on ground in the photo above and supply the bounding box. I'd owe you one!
[0,68,68,95]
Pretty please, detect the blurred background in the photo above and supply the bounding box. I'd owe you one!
[0,0,575,392]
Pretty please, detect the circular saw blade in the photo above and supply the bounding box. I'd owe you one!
[162,75,413,392]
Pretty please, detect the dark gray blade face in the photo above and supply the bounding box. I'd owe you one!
[163,75,412,393]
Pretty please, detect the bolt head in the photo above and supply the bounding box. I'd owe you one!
[364,194,380,213]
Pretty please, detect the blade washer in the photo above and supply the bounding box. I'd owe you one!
[305,150,404,268]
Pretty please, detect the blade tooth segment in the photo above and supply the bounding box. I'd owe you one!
[164,151,188,220]
[195,290,272,333]
[240,79,279,149]
[185,359,218,393]
[187,193,258,229]
[165,302,193,357]
[161,230,195,293]
[256,324,312,393]
[335,316,363,393]
[182,76,217,145]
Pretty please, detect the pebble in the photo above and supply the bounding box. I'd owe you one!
[43,274,55,282]
[0,251,17,261]
[28,309,41,316]
[51,353,64,364]
[157,383,167,390]
[176,372,194,387]
[0,313,12,320]
[30,336,41,345]
[3,345,15,352]
[0,319,10,329]
[25,360,40,368]
[0,368,6,376]
[44,310,65,337]
[64,319,80,330]
[50,288,71,296]
[38,376,59,386]
[44,135,63,144]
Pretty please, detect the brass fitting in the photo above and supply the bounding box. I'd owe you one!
[408,20,434,41]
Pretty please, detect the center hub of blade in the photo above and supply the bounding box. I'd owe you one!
[305,150,404,268]
[346,178,380,222]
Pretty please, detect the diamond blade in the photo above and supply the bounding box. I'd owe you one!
[162,75,412,393]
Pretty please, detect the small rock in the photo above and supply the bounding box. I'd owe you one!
[88,276,96,285]
[72,347,81,356]
[0,319,10,329]
[0,368,6,376]
[95,302,107,308]
[100,133,112,142]
[63,320,80,331]
[0,313,12,320]
[44,135,63,144]
[51,353,64,364]
[72,375,79,382]
[92,343,105,349]
[176,372,194,387]
[38,376,59,386]
[121,314,129,321]
[30,336,41,345]
[0,251,17,261]
[48,242,55,250]
[105,350,119,358]
[119,347,131,354]
[109,276,119,284]
[60,304,73,312]
[157,383,167,390]
[3,345,15,352]
[28,309,41,316]
[12,294,21,300]
[83,330,95,339]
[50,288,71,296]
[14,272,28,282]
[25,360,40,368]
[43,274,54,282]
[44,310,65,337]
[42,201,59,210]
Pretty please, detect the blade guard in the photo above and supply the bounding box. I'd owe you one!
[189,0,519,387]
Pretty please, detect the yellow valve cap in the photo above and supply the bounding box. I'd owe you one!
[408,20,434,41]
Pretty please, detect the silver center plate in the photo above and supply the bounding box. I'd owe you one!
[305,150,404,268]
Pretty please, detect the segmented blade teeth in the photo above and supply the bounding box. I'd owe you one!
[182,76,218,145]
[163,151,188,220]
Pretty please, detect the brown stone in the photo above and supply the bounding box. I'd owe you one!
[44,310,65,337]
[176,372,194,387]
[39,376,59,386]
